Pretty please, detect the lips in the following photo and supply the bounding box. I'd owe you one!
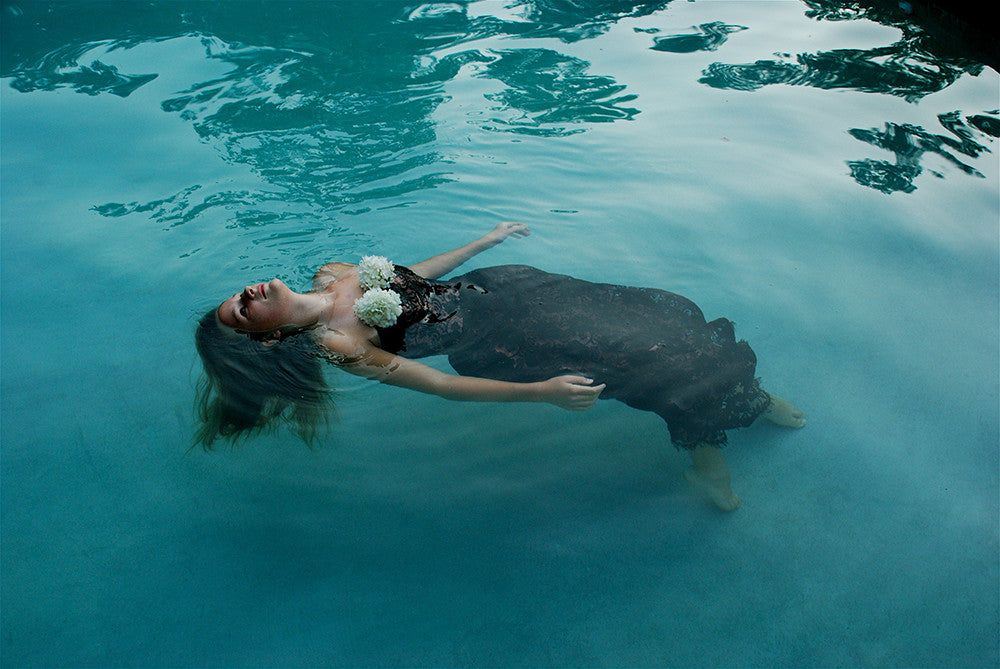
[257,283,267,298]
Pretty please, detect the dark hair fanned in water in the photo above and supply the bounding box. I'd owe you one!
[193,310,333,449]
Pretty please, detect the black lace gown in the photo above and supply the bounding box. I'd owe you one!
[374,265,771,449]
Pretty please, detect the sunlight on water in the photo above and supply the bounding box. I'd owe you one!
[2,1,997,666]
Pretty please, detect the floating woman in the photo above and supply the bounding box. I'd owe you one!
[195,222,805,511]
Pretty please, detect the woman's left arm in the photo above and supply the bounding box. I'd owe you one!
[321,330,604,410]
[410,222,529,279]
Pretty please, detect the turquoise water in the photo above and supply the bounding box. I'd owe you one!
[2,1,997,666]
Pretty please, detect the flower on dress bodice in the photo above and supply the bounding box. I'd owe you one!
[358,255,395,291]
[354,256,401,328]
[353,288,403,328]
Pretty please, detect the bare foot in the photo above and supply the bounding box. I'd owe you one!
[763,395,806,428]
[684,467,741,511]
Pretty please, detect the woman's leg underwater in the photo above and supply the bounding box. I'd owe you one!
[685,445,741,511]
[683,395,804,511]
[761,394,806,428]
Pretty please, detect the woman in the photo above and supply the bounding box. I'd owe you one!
[196,222,805,510]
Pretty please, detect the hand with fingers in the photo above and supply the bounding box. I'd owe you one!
[484,221,531,245]
[541,375,606,411]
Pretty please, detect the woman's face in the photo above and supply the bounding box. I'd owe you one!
[216,279,293,332]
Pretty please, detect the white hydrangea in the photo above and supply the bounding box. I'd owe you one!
[353,288,402,328]
[357,255,395,291]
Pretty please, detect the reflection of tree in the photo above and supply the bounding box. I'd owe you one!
[967,114,1000,138]
[847,111,998,194]
[1,1,653,222]
[510,0,673,42]
[3,2,456,221]
[480,49,640,136]
[651,22,746,53]
[650,0,997,194]
[696,0,986,102]
[802,0,998,72]
[699,47,979,102]
[5,41,158,97]
[3,0,995,212]
[155,39,451,215]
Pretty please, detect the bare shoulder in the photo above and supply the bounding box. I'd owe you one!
[312,262,355,290]
[316,329,368,365]
[317,329,403,378]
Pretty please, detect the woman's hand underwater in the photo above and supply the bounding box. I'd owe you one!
[541,375,605,410]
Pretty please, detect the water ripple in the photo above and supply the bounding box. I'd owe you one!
[3,0,995,226]
[699,46,978,101]
[847,110,997,193]
[650,22,746,54]
[6,41,158,97]
[479,49,639,136]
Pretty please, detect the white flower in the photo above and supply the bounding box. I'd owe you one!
[357,255,395,290]
[353,288,402,328]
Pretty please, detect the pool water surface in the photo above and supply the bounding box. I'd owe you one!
[1,1,998,666]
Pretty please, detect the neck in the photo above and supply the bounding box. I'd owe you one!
[286,289,336,329]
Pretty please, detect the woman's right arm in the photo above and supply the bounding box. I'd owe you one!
[321,331,604,410]
[309,222,528,290]
[409,222,530,279]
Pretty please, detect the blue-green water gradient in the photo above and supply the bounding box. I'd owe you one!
[2,1,998,666]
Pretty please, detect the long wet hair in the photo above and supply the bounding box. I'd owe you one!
[193,310,334,449]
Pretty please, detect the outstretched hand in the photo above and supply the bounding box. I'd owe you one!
[542,375,605,411]
[485,221,530,245]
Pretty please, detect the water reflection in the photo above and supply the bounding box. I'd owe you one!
[159,40,449,213]
[402,0,673,45]
[5,43,158,97]
[847,110,998,194]
[693,0,989,101]
[650,22,746,53]
[3,2,455,222]
[480,49,640,136]
[2,1,666,220]
[671,0,997,193]
[802,0,998,72]
[512,0,671,42]
[1,0,995,217]
[699,47,977,101]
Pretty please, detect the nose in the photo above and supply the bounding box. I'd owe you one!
[243,285,256,298]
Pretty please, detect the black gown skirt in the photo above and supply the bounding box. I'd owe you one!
[375,265,771,450]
